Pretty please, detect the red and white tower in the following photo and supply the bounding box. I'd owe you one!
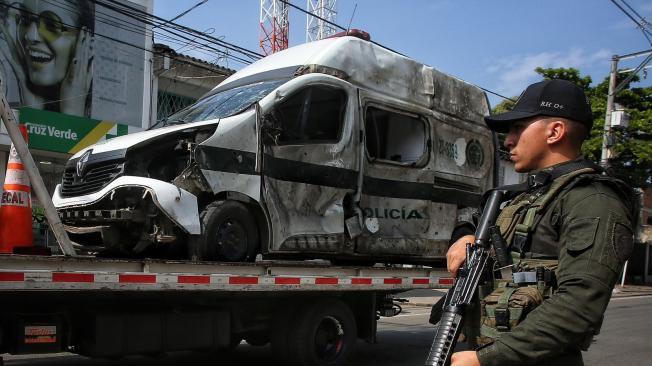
[306,0,337,42]
[259,0,289,55]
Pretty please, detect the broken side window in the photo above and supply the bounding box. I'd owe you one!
[274,85,347,144]
[365,107,428,165]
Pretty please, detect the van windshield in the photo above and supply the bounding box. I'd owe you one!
[159,79,286,127]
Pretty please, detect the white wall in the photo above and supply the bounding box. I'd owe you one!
[131,0,154,130]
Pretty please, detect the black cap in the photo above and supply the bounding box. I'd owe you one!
[485,79,593,133]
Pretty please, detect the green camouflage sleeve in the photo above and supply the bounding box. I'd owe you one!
[476,185,633,366]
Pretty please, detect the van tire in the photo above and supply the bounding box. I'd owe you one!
[188,200,259,262]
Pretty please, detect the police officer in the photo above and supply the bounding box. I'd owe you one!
[446,79,634,366]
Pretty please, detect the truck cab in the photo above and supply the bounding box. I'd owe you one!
[53,34,494,263]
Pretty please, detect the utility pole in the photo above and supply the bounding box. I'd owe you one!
[600,56,618,167]
[600,49,652,168]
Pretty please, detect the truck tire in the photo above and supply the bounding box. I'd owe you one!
[188,201,259,262]
[285,299,357,366]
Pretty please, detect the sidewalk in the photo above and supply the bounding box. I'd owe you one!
[403,284,652,307]
[611,284,652,298]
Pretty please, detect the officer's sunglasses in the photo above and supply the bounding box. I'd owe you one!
[8,3,75,42]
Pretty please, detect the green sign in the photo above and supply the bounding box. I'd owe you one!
[19,108,134,154]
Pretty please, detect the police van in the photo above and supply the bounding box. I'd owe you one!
[52,31,495,263]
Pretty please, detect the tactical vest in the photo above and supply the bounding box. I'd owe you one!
[469,164,635,348]
[496,167,595,257]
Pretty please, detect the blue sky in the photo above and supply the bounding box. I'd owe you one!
[154,0,652,106]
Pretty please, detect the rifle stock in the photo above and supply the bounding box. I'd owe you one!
[424,190,506,366]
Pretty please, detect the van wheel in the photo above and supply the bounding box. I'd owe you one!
[282,299,357,366]
[188,201,259,262]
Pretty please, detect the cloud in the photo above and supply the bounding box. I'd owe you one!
[486,48,612,97]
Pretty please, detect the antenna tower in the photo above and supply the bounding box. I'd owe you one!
[259,0,290,55]
[306,0,337,42]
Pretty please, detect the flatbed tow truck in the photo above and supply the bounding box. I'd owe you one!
[0,103,453,366]
[0,254,450,366]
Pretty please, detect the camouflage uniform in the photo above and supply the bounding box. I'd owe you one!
[476,160,634,366]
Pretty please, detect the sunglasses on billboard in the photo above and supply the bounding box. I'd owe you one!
[7,3,75,41]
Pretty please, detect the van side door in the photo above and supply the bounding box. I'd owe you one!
[357,91,457,260]
[259,75,359,255]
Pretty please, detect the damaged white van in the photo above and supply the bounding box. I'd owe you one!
[53,32,495,264]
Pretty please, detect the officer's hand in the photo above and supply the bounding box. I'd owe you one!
[451,351,480,366]
[446,235,475,277]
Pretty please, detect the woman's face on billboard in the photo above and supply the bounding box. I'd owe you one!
[12,0,79,86]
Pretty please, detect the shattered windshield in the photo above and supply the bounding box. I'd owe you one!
[160,79,287,127]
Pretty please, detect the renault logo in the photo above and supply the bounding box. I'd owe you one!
[76,150,92,177]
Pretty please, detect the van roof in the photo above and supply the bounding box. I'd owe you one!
[217,36,490,124]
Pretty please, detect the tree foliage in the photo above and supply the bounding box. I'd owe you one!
[491,66,652,187]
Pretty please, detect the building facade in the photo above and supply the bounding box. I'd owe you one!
[0,1,232,250]
[151,43,234,125]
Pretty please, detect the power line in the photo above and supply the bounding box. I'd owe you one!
[610,0,652,45]
[46,0,254,65]
[621,0,650,28]
[47,0,231,63]
[91,0,256,65]
[278,0,406,56]
[0,2,232,76]
[98,0,263,60]
[282,0,345,31]
[280,0,513,102]
[154,0,207,28]
[609,0,652,94]
[476,87,516,102]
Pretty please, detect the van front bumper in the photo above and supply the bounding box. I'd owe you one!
[52,176,200,234]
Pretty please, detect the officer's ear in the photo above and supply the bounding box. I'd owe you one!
[544,119,566,146]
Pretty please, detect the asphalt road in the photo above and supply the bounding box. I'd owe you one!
[3,295,651,366]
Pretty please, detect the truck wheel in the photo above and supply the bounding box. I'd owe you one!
[287,299,357,366]
[188,201,259,262]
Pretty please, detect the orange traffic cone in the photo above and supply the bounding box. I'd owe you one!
[0,124,33,253]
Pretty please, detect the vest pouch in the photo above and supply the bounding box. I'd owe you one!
[478,283,544,346]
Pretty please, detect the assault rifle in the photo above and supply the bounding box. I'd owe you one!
[425,189,508,366]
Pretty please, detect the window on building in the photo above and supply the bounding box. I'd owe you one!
[274,85,346,144]
[157,92,196,121]
[365,106,428,165]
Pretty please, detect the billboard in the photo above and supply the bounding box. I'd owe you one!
[0,0,148,127]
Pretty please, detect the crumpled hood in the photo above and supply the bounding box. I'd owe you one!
[70,119,221,159]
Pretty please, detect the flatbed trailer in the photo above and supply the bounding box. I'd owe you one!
[0,254,451,366]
